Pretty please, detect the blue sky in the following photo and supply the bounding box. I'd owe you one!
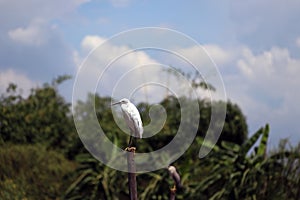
[1,0,300,148]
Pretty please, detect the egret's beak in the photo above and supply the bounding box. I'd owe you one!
[111,101,121,106]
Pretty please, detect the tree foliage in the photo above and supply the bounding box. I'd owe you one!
[0,144,76,200]
[0,76,77,155]
[0,78,299,199]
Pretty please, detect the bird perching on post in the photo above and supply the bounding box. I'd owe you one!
[112,98,143,151]
[112,98,142,200]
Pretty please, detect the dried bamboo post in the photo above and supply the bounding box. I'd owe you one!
[127,147,137,200]
[169,186,176,200]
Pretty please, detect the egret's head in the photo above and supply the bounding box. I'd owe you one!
[112,98,130,106]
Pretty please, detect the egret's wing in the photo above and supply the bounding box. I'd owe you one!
[122,111,135,133]
[121,103,143,138]
[125,103,143,138]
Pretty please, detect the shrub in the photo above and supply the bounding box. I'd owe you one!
[0,144,76,199]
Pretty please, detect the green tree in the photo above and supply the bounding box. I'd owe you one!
[218,101,248,145]
[186,124,300,200]
[0,75,77,155]
[0,144,76,199]
[66,94,250,199]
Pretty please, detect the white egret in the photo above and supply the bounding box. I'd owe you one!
[112,98,143,149]
[168,165,182,190]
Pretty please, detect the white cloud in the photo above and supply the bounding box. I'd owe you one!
[1,17,75,82]
[204,44,234,66]
[0,0,85,84]
[80,35,107,53]
[236,46,299,95]
[8,19,50,46]
[222,45,300,145]
[75,35,163,103]
[74,35,205,104]
[0,69,38,97]
[178,44,233,68]
[173,42,300,145]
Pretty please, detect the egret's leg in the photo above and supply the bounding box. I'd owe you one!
[125,136,136,152]
[128,136,133,147]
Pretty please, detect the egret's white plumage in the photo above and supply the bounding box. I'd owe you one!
[112,98,143,139]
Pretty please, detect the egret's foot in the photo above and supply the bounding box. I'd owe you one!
[125,147,136,153]
[170,185,176,193]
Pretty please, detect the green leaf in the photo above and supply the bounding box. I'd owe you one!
[257,124,269,156]
[240,127,264,156]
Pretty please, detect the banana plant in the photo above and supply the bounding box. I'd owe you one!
[64,135,127,200]
[193,124,271,200]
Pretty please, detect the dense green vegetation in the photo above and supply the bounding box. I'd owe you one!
[0,144,76,199]
[0,77,299,199]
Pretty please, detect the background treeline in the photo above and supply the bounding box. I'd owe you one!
[0,76,299,199]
